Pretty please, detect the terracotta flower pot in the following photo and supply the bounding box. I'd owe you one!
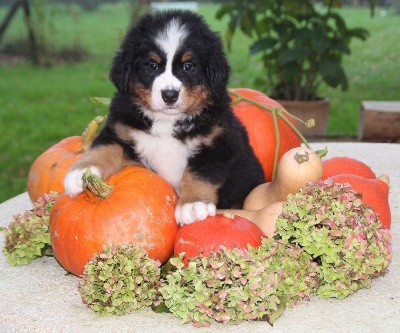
[277,98,329,137]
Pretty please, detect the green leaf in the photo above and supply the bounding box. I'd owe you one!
[249,37,277,55]
[320,61,348,90]
[215,4,232,20]
[311,35,331,55]
[151,302,171,313]
[293,28,313,42]
[90,97,111,106]
[347,27,370,41]
[329,12,347,33]
[331,41,350,54]
[239,11,256,36]
[278,48,310,65]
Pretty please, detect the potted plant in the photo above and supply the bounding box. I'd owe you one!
[217,0,374,136]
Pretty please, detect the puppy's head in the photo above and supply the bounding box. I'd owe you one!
[110,10,230,117]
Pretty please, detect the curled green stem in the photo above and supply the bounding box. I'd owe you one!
[82,170,113,199]
[271,108,280,180]
[229,89,318,180]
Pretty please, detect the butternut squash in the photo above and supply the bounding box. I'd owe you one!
[217,201,284,238]
[243,147,323,210]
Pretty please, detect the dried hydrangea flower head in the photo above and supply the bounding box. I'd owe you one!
[3,192,58,265]
[161,238,318,326]
[79,244,161,316]
[276,179,392,299]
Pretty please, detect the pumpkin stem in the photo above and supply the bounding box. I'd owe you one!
[294,149,310,163]
[80,116,106,153]
[82,170,113,199]
[315,146,328,158]
[378,174,390,187]
[222,211,235,219]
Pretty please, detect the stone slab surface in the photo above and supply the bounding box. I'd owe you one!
[1,142,399,333]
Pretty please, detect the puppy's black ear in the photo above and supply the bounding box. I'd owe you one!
[206,35,230,98]
[110,49,133,92]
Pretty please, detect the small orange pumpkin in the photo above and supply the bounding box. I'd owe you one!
[27,116,104,202]
[50,166,179,276]
[331,174,391,229]
[230,88,301,181]
[322,156,376,179]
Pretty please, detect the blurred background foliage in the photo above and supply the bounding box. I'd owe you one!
[0,0,399,202]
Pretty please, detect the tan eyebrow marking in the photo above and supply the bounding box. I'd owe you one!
[181,51,192,63]
[149,52,162,63]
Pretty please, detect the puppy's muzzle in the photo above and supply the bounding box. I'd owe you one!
[162,89,179,104]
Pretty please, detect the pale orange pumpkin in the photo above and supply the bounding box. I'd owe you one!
[50,166,179,276]
[27,116,104,202]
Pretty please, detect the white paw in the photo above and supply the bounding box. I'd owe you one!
[175,202,216,226]
[63,166,101,197]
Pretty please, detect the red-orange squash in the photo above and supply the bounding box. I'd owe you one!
[322,156,376,179]
[331,174,391,229]
[230,88,301,181]
[50,166,179,276]
[27,116,104,202]
[174,213,264,265]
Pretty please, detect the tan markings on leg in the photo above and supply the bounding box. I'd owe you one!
[113,122,139,143]
[129,83,152,109]
[149,52,162,64]
[71,144,134,179]
[182,85,212,115]
[200,125,224,146]
[178,168,220,205]
[181,51,192,63]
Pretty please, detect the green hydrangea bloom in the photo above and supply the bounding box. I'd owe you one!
[161,238,318,326]
[276,179,392,299]
[79,244,161,316]
[3,192,58,265]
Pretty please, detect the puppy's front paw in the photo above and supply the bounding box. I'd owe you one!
[64,166,101,197]
[175,202,216,226]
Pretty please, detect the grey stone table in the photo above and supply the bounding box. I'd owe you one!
[1,142,399,333]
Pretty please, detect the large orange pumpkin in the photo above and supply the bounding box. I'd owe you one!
[50,166,179,276]
[230,88,301,181]
[27,116,104,202]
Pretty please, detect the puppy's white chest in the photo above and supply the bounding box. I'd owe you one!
[132,121,195,191]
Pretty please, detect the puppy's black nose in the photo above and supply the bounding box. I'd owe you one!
[161,89,179,104]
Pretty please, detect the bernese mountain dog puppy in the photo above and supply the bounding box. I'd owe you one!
[64,10,265,225]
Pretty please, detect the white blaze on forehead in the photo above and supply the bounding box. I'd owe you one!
[151,19,188,112]
[155,18,188,61]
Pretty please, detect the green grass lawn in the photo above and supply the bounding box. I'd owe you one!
[0,3,399,202]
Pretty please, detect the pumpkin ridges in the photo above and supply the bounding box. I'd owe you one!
[50,166,178,276]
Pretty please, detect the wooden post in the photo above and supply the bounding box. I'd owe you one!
[0,0,22,41]
[0,0,38,64]
[21,0,39,64]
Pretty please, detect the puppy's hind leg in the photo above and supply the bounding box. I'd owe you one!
[64,144,128,197]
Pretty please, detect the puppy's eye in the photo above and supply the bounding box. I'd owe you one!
[183,62,195,72]
[146,62,159,71]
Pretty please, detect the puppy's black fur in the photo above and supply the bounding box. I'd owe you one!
[77,10,265,211]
